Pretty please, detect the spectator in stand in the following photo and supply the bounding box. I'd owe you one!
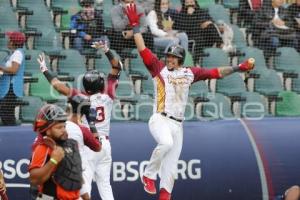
[70,0,109,53]
[253,0,297,57]
[216,20,235,53]
[287,0,300,51]
[109,0,153,57]
[147,0,189,53]
[0,31,26,126]
[176,0,222,62]
[238,0,263,27]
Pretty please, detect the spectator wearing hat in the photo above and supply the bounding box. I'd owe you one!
[70,0,109,53]
[0,31,26,126]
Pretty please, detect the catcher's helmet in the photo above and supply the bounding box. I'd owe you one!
[83,70,105,95]
[79,0,94,7]
[34,104,67,133]
[69,94,90,115]
[165,44,186,64]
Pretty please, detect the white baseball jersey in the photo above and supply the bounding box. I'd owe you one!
[89,93,113,136]
[140,48,219,119]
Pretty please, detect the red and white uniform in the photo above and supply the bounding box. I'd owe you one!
[140,48,219,193]
[83,74,118,200]
[65,121,100,196]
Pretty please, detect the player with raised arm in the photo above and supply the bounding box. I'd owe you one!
[125,4,255,200]
[37,41,122,200]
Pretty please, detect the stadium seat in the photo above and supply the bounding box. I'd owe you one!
[216,73,247,96]
[129,49,149,76]
[231,25,247,51]
[95,49,120,75]
[202,48,229,69]
[208,4,231,24]
[134,95,153,121]
[21,96,45,122]
[34,28,62,52]
[240,92,268,118]
[51,0,80,29]
[200,93,234,120]
[58,49,86,76]
[103,0,113,28]
[197,0,215,9]
[183,51,194,66]
[0,51,8,62]
[141,77,154,96]
[29,73,62,102]
[222,0,239,9]
[292,77,300,94]
[274,47,300,73]
[275,91,300,116]
[170,0,182,10]
[254,69,283,96]
[189,81,209,98]
[25,50,49,75]
[116,72,135,99]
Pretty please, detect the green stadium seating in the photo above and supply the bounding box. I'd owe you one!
[183,51,194,66]
[241,92,268,118]
[116,72,135,99]
[254,69,283,96]
[216,73,247,96]
[103,0,113,28]
[197,0,215,9]
[25,50,49,74]
[208,4,231,24]
[274,47,300,73]
[141,77,154,96]
[95,49,120,75]
[189,81,209,98]
[170,0,182,9]
[134,95,153,121]
[129,49,149,76]
[0,51,8,62]
[202,48,229,69]
[201,93,234,120]
[292,77,300,94]
[231,25,247,51]
[185,97,196,121]
[58,49,86,76]
[29,73,62,101]
[223,0,239,9]
[21,96,45,122]
[35,28,62,52]
[276,91,300,116]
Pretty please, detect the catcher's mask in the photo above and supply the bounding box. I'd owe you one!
[33,104,67,134]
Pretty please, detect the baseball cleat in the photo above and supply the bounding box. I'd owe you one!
[142,176,156,195]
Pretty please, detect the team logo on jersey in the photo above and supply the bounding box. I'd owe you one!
[167,75,189,85]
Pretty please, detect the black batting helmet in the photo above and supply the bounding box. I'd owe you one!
[34,104,67,134]
[69,94,90,116]
[83,70,105,95]
[79,0,94,7]
[165,44,186,64]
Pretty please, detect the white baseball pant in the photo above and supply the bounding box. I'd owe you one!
[144,113,183,193]
[84,136,114,200]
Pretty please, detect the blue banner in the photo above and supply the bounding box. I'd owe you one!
[0,118,299,200]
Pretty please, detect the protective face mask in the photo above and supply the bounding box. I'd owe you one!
[161,8,168,13]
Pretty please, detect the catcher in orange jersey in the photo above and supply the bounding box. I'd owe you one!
[125,3,255,200]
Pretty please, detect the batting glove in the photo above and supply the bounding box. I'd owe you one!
[91,40,109,53]
[125,3,143,28]
[238,58,255,72]
[37,53,48,73]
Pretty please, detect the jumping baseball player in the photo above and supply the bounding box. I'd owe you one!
[125,4,255,200]
[37,41,122,200]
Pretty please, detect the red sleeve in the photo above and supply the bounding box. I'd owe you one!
[70,89,81,98]
[105,74,118,100]
[79,125,101,152]
[190,67,221,83]
[139,48,165,77]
